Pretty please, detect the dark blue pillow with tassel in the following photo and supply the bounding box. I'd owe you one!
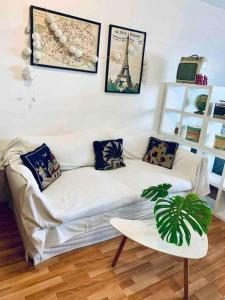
[20,143,61,191]
[93,139,125,170]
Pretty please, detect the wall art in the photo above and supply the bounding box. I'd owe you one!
[105,25,146,94]
[30,6,101,73]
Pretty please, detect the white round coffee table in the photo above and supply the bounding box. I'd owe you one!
[110,218,208,300]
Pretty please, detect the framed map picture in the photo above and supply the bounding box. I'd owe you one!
[30,6,101,73]
[105,25,146,94]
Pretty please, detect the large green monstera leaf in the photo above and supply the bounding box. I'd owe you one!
[141,183,172,202]
[141,184,212,246]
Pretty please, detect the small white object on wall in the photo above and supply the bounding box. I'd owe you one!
[25,24,30,34]
[23,47,32,57]
[31,31,42,61]
[33,40,42,50]
[33,50,41,60]
[69,46,76,54]
[46,14,54,24]
[22,65,34,80]
[50,22,58,32]
[59,36,67,44]
[74,49,83,58]
[91,55,98,63]
[32,32,41,41]
[55,29,63,38]
[22,25,35,81]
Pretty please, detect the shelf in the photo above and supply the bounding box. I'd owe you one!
[160,110,181,136]
[160,83,225,224]
[165,85,185,111]
[167,82,212,89]
[183,111,205,119]
[182,138,200,147]
[207,116,225,124]
[202,146,225,160]
[209,172,221,188]
[160,132,179,141]
[160,132,200,147]
[165,108,182,113]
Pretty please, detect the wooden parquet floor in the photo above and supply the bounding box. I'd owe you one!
[0,203,225,300]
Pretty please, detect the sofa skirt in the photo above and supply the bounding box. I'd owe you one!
[26,200,154,265]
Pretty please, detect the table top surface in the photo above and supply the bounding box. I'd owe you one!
[110,218,208,259]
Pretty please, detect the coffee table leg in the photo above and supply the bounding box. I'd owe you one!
[184,258,189,300]
[111,236,127,267]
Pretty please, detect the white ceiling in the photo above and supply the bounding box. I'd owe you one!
[201,0,225,10]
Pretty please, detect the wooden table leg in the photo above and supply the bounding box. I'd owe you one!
[111,236,127,267]
[184,258,189,300]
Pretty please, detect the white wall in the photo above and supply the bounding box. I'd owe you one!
[1,0,225,141]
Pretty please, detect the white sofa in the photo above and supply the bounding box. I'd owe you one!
[1,128,210,264]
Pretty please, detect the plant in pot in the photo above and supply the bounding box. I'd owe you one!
[141,184,212,246]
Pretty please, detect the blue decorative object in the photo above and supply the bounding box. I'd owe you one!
[143,137,179,169]
[20,143,61,191]
[190,148,197,154]
[213,101,225,119]
[93,139,125,170]
[212,124,225,176]
[212,157,224,176]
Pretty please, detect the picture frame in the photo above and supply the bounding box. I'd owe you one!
[105,25,146,94]
[29,6,101,73]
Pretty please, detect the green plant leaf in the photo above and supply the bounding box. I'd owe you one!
[141,183,172,202]
[153,192,212,246]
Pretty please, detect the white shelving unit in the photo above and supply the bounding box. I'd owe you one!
[159,82,225,221]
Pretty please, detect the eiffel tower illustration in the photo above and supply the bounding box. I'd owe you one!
[114,34,133,89]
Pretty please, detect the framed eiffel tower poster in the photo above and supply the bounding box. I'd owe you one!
[105,25,146,94]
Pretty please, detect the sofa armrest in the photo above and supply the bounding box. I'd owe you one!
[173,148,210,196]
[6,164,50,255]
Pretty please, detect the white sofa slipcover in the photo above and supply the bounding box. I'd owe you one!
[1,129,210,264]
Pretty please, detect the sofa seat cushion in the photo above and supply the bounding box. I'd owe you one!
[113,159,192,194]
[43,159,192,224]
[43,166,137,223]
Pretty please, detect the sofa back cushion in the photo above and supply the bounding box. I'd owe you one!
[114,129,157,160]
[20,128,114,170]
[17,128,157,170]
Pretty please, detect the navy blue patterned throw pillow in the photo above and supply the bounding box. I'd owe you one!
[20,143,61,191]
[93,139,125,170]
[143,137,179,169]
